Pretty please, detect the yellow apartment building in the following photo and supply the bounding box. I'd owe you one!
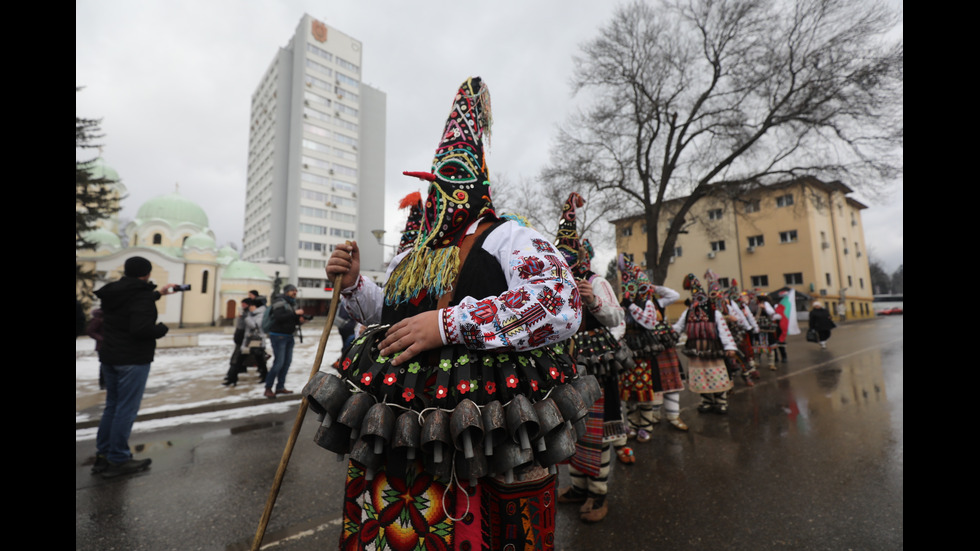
[612,177,874,322]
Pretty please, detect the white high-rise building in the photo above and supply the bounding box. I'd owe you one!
[242,15,385,310]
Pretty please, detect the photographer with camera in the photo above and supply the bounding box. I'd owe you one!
[263,284,307,399]
[91,256,178,478]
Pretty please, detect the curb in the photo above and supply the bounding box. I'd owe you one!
[75,393,304,430]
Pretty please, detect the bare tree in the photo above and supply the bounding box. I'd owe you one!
[492,173,620,245]
[867,254,891,294]
[543,0,903,283]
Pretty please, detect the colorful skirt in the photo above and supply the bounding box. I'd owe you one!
[341,460,556,551]
[620,347,685,403]
[685,357,733,394]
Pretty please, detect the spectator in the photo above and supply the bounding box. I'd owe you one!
[264,284,306,398]
[809,301,837,349]
[91,256,176,478]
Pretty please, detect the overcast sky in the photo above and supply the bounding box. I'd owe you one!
[76,0,903,274]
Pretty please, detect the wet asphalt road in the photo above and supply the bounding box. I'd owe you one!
[75,316,903,550]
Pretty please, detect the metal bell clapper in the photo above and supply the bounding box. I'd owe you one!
[450,399,485,459]
[491,439,534,484]
[481,400,507,457]
[361,403,394,455]
[454,446,488,486]
[420,409,452,479]
[537,423,577,472]
[392,410,421,461]
[349,439,383,480]
[313,414,352,457]
[304,372,352,428]
[505,394,540,452]
[336,392,375,444]
[532,398,563,454]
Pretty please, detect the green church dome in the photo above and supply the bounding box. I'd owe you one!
[218,246,239,262]
[223,260,271,281]
[85,157,120,183]
[183,231,216,250]
[136,190,209,229]
[81,227,121,249]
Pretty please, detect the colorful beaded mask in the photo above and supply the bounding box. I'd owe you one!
[388,77,496,305]
[556,192,590,277]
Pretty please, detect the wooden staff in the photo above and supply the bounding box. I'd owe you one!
[251,271,345,551]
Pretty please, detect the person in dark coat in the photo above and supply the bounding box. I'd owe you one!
[91,256,177,478]
[87,308,106,389]
[809,301,837,349]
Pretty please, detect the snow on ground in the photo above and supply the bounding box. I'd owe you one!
[76,327,345,441]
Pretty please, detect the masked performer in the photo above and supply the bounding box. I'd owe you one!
[553,193,626,523]
[322,77,594,551]
[705,271,753,388]
[727,281,761,382]
[618,254,686,438]
[751,292,780,369]
[673,273,737,414]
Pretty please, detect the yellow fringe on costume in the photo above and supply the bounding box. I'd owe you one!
[385,245,460,305]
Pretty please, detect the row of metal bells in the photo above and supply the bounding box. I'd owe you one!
[303,371,600,482]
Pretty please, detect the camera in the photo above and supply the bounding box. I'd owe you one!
[175,284,192,292]
[301,314,314,321]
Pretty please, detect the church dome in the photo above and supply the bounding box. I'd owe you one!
[85,157,121,183]
[136,190,209,229]
[217,246,239,262]
[183,231,217,250]
[223,259,271,281]
[81,227,121,249]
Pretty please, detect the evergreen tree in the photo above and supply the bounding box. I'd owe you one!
[77,87,122,302]
[76,112,120,250]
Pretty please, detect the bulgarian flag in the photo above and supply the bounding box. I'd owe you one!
[771,287,801,341]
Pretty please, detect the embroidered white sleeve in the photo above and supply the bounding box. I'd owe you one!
[440,221,582,351]
[741,305,760,332]
[587,275,624,328]
[629,301,660,330]
[715,310,738,350]
[673,309,688,334]
[730,300,753,331]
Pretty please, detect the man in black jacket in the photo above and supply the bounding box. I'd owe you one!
[263,284,306,398]
[92,256,177,478]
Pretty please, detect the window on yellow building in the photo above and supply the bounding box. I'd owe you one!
[751,275,769,287]
[744,199,760,213]
[779,230,798,243]
[747,235,764,247]
[776,194,794,207]
[622,227,633,237]
[710,240,726,252]
[708,208,723,220]
[784,273,803,285]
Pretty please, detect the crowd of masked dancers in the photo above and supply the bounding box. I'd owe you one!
[552,193,790,523]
